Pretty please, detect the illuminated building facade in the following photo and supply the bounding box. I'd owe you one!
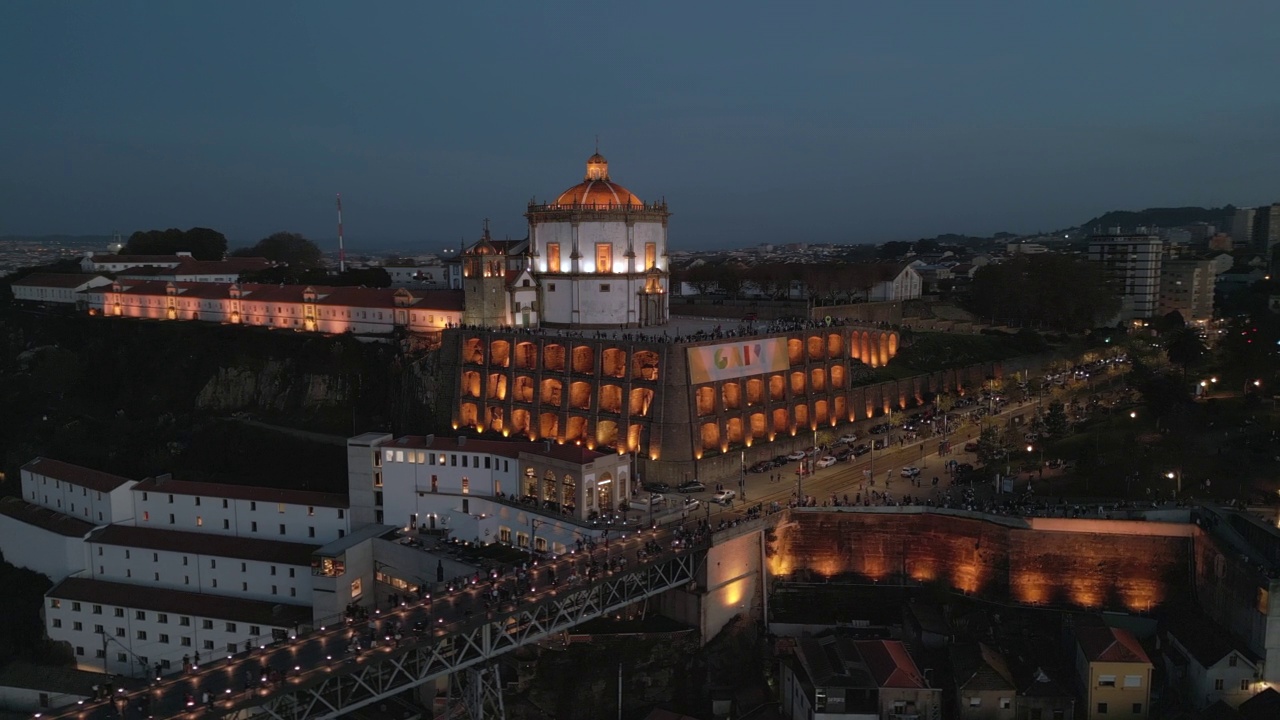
[525,152,670,328]
[440,325,1005,483]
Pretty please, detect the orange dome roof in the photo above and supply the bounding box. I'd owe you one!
[552,152,643,208]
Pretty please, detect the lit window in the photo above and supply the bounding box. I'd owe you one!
[595,243,613,273]
[547,243,560,272]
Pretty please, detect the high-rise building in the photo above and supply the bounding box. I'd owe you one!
[1088,233,1164,324]
[1158,258,1216,325]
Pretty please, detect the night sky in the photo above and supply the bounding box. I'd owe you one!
[2,1,1278,251]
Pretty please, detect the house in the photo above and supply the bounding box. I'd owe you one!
[952,643,1017,720]
[116,257,271,283]
[1074,623,1153,720]
[841,264,922,302]
[10,273,112,306]
[1163,609,1261,709]
[779,634,941,720]
[1014,667,1075,720]
[80,252,190,273]
[1237,688,1280,720]
[903,602,950,649]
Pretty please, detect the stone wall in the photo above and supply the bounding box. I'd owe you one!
[768,509,1192,614]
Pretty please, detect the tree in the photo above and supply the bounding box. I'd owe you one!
[974,425,1010,467]
[715,263,745,299]
[1165,328,1206,379]
[123,227,227,260]
[964,254,1120,331]
[232,232,323,268]
[1042,401,1068,437]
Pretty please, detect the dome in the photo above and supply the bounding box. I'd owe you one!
[552,152,643,208]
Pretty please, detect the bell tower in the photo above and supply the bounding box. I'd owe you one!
[461,220,511,327]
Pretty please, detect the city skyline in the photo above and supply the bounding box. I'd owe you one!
[2,1,1279,251]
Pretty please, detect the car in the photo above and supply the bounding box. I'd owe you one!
[641,493,665,506]
[748,460,774,474]
[964,441,979,453]
[683,497,701,511]
[676,481,706,493]
[772,454,791,466]
[837,433,858,444]
[852,444,871,456]
[786,451,806,461]
[712,489,737,505]
[870,423,891,434]
[642,481,670,493]
[872,438,890,450]
[834,448,854,461]
[816,456,837,468]
[900,466,921,478]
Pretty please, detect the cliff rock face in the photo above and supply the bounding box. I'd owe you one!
[196,363,350,411]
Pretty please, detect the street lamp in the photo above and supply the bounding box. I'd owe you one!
[529,518,544,563]
[1166,471,1179,496]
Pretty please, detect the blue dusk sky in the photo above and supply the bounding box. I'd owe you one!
[2,1,1278,252]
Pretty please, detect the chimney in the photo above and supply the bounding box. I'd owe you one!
[424,434,434,446]
[457,436,466,447]
[155,473,173,485]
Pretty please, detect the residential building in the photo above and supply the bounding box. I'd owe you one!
[10,273,111,306]
[345,432,631,550]
[128,475,348,544]
[1163,610,1261,710]
[1158,258,1216,324]
[44,577,309,676]
[952,643,1017,720]
[0,663,102,712]
[21,457,137,526]
[1088,234,1163,324]
[79,252,190,274]
[1074,624,1153,720]
[1014,667,1074,720]
[779,634,942,720]
[0,497,94,582]
[116,257,271,283]
[83,281,464,335]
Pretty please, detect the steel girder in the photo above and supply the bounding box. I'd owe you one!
[222,551,699,720]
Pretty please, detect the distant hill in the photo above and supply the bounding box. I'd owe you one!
[1081,206,1235,233]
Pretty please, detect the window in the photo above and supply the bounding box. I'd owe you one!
[168,494,173,504]
[223,519,230,530]
[250,502,256,511]
[1241,680,1250,691]
[462,477,470,494]
[271,566,277,576]
[242,582,248,591]
[52,618,62,628]
[222,499,228,509]
[136,630,147,640]
[600,283,611,292]
[289,568,295,578]
[968,698,981,707]
[278,503,285,514]
[548,283,556,292]
[307,506,314,516]
[1229,654,1238,667]
[645,242,656,270]
[182,556,188,566]
[181,637,191,647]
[279,524,286,535]
[153,553,158,562]
[351,578,362,598]
[251,521,257,532]
[374,472,382,487]
[168,514,175,524]
[249,625,261,636]
[179,616,190,626]
[309,526,315,538]
[1097,703,1107,715]
[73,621,82,631]
[75,647,84,657]
[338,509,345,519]
[1215,679,1224,690]
[72,602,81,612]
[203,640,214,650]
[196,516,202,526]
[158,613,168,624]
[50,599,60,609]
[999,698,1011,710]
[117,652,127,663]
[1123,675,1141,688]
[114,608,124,618]
[202,619,213,630]
[194,497,201,506]
[159,634,170,644]
[374,491,383,506]
[484,456,491,469]
[1131,704,1142,715]
[135,610,145,620]
[547,243,560,272]
[1098,675,1116,687]
[595,243,613,272]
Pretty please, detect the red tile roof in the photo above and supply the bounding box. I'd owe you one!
[12,273,107,288]
[0,497,96,537]
[130,477,348,508]
[49,577,310,626]
[89,525,319,566]
[854,639,929,688]
[384,435,609,465]
[22,458,135,493]
[1077,625,1151,664]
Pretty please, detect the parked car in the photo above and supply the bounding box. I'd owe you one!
[642,481,670,493]
[641,493,665,506]
[748,460,774,474]
[786,450,807,461]
[837,433,858,444]
[834,448,854,461]
[852,444,871,456]
[964,441,979,452]
[772,454,792,466]
[900,466,921,478]
[872,438,890,450]
[712,489,737,505]
[676,481,706,493]
[816,456,837,469]
[683,497,701,511]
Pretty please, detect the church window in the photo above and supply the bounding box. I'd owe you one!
[595,244,613,273]
[645,243,657,270]
[546,243,560,273]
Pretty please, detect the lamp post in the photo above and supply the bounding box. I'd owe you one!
[529,518,544,563]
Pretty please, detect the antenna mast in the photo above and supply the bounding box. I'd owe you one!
[336,193,346,273]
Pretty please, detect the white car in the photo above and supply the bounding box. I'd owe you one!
[683,497,701,511]
[816,456,837,468]
[900,466,921,478]
[712,489,737,505]
[837,433,858,444]
[786,451,806,461]
[642,493,665,506]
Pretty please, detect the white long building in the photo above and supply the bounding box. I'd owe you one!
[2,435,631,679]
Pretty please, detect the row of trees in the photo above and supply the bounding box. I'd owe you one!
[122,227,228,260]
[963,254,1121,332]
[674,262,889,302]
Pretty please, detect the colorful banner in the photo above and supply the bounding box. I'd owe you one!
[687,338,789,384]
